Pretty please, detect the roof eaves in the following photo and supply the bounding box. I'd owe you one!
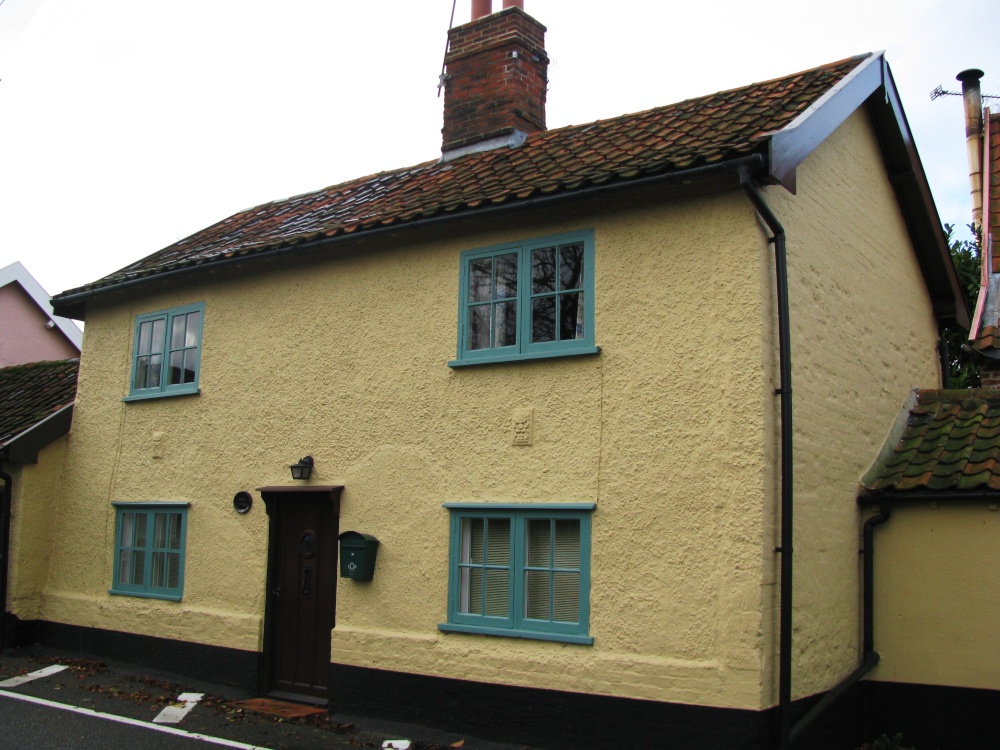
[858,487,1000,506]
[865,60,969,329]
[766,52,881,192]
[0,402,74,464]
[52,153,767,320]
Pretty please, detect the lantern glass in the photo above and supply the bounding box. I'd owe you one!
[290,456,314,480]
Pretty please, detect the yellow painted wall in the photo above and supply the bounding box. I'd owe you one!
[763,109,941,701]
[35,189,773,711]
[7,436,67,619]
[867,503,1000,690]
[22,108,944,713]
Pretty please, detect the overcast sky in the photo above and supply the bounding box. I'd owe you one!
[1,0,998,300]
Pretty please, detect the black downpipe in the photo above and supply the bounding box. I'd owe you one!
[0,463,12,655]
[938,327,952,389]
[788,505,891,744]
[737,168,794,750]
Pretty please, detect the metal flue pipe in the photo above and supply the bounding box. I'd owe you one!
[958,69,985,232]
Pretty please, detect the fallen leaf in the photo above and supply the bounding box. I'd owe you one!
[450,742,465,748]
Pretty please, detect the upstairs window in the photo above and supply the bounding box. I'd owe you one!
[450,231,598,366]
[125,302,204,401]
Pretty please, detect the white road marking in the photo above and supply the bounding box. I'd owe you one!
[0,689,270,749]
[153,691,204,724]
[0,664,68,687]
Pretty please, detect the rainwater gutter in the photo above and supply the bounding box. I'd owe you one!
[735,165,795,750]
[0,463,12,655]
[51,155,766,319]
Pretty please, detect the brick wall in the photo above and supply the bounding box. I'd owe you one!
[442,7,548,151]
[982,360,1000,388]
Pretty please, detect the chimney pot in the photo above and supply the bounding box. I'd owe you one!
[471,0,492,20]
[503,0,525,9]
[957,68,985,85]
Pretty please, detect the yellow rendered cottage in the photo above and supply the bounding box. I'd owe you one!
[2,2,981,748]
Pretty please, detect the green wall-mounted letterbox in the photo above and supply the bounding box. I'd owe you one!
[338,531,379,581]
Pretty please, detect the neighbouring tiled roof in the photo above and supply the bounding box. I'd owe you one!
[56,54,868,300]
[973,322,1000,351]
[0,359,79,448]
[862,389,1000,493]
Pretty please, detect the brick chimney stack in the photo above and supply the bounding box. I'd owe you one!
[441,2,548,158]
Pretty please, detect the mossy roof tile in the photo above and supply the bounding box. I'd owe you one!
[863,389,1000,495]
[0,359,79,448]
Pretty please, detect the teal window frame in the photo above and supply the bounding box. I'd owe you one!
[124,302,205,401]
[110,502,189,601]
[449,231,599,367]
[439,503,594,644]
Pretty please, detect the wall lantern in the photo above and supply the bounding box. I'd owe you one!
[289,455,314,481]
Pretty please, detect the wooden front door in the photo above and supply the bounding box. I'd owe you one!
[259,486,341,704]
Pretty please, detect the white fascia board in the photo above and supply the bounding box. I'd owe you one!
[765,52,884,192]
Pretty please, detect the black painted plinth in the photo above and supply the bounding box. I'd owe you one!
[330,662,772,750]
[11,618,258,691]
[6,618,997,750]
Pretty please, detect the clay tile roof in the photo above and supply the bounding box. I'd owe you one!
[55,54,867,300]
[862,389,1000,494]
[0,359,79,449]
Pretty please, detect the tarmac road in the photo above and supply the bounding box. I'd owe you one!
[0,645,537,750]
[0,693,232,750]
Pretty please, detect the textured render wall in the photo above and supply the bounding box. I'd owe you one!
[762,110,941,702]
[7,437,67,619]
[871,504,1000,690]
[40,187,774,710]
[0,284,78,367]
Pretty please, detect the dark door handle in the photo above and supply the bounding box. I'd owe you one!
[301,567,312,598]
[272,585,281,598]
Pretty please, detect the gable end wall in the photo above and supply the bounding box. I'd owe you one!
[761,108,941,702]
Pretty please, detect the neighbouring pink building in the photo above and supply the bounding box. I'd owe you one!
[0,263,82,367]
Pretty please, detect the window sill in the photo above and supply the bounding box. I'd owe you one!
[123,387,200,403]
[438,622,593,645]
[448,345,600,368]
[109,589,183,602]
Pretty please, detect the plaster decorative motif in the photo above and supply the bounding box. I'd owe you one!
[512,408,533,446]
